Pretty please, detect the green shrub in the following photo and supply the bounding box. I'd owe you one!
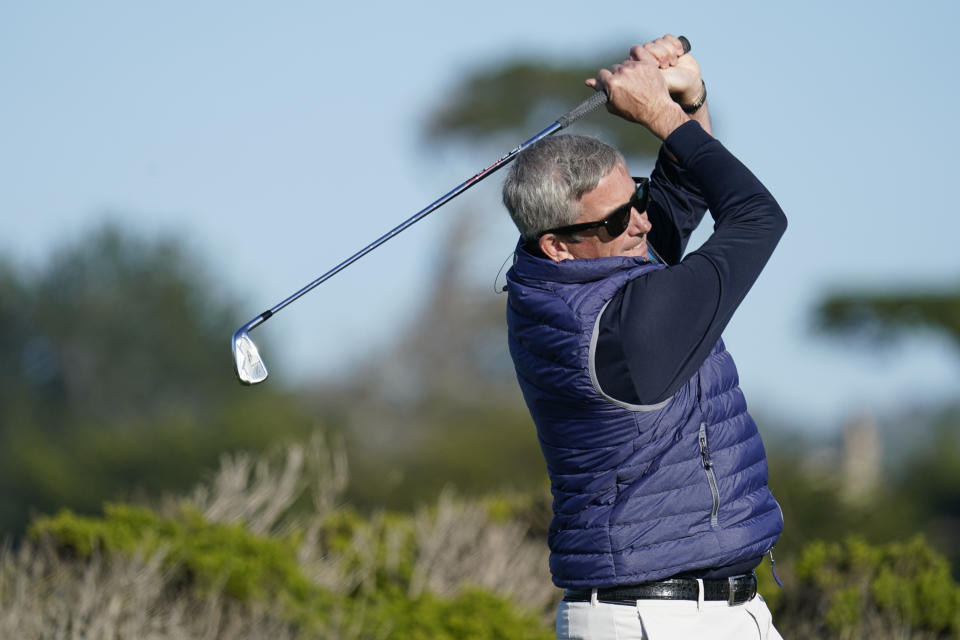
[367,587,553,640]
[31,504,316,603]
[790,536,960,636]
[28,503,553,639]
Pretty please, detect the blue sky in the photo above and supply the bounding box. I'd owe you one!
[2,1,958,430]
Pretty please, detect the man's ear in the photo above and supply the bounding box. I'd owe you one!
[539,234,574,262]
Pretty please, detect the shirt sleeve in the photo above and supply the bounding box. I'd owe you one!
[595,121,787,405]
[646,145,709,265]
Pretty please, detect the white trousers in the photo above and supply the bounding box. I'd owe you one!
[556,592,783,640]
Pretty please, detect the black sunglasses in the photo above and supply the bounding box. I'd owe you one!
[537,177,650,240]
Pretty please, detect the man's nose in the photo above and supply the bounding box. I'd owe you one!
[633,210,652,233]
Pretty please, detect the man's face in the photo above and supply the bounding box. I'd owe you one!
[542,164,653,261]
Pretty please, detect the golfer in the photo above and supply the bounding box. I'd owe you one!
[502,35,786,639]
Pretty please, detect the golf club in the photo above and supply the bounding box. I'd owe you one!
[232,36,691,385]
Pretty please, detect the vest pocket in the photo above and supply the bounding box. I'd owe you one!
[698,421,720,526]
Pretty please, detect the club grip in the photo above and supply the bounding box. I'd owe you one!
[556,90,609,128]
[556,35,692,130]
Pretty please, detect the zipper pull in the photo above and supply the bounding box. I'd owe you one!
[768,549,783,588]
[698,423,712,467]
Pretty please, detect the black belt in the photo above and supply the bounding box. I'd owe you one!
[563,572,757,606]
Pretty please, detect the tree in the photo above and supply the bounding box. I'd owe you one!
[815,284,960,351]
[813,283,960,570]
[424,52,664,159]
[0,223,315,534]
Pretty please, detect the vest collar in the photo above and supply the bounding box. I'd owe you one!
[511,239,654,285]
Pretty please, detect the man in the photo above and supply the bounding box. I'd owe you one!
[502,35,787,639]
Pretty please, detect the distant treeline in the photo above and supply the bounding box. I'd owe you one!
[4,434,957,638]
[3,225,960,573]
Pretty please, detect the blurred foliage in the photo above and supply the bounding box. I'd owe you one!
[300,217,552,515]
[766,450,920,553]
[423,52,663,159]
[811,277,960,571]
[815,283,960,350]
[2,225,237,418]
[33,503,320,602]
[0,224,316,535]
[895,410,960,557]
[762,404,960,577]
[338,402,549,515]
[29,500,553,639]
[753,536,960,638]
[789,536,960,637]
[27,472,960,639]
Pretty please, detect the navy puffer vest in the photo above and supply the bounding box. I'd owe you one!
[506,247,783,588]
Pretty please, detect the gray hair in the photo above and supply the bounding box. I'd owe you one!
[502,135,625,241]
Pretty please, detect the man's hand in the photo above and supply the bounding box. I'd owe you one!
[631,35,703,106]
[586,42,689,141]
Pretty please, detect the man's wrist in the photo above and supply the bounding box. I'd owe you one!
[648,103,690,141]
[676,80,707,113]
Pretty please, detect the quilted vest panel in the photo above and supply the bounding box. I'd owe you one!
[506,246,783,588]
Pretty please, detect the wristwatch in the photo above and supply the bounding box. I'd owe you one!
[680,80,707,114]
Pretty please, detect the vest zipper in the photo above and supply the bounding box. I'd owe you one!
[768,549,784,587]
[698,421,720,526]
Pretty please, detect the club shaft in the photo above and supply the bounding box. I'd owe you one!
[255,120,564,324]
[242,34,692,333]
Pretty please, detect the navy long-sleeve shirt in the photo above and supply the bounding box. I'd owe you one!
[595,120,787,406]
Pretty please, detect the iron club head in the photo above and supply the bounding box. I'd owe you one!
[232,325,268,385]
